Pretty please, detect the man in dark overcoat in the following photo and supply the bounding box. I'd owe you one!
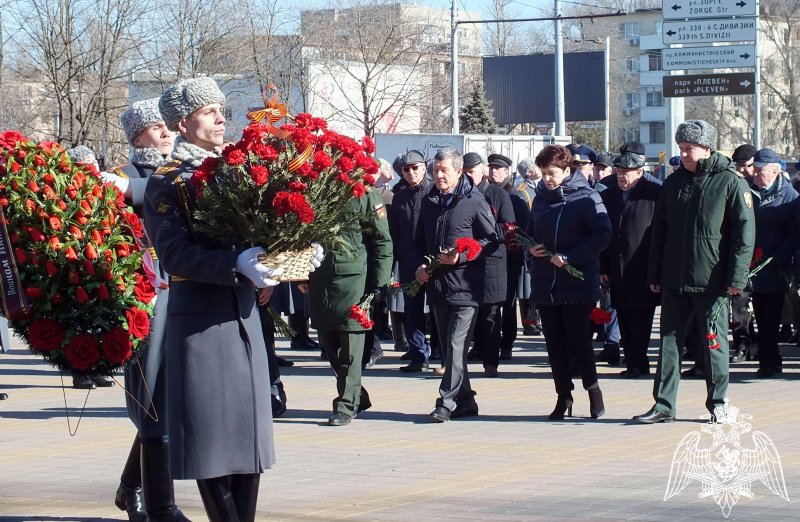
[599,151,662,379]
[308,189,393,426]
[463,152,514,377]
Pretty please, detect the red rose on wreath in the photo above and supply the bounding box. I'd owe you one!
[27,318,66,352]
[134,273,156,303]
[102,328,133,365]
[122,211,143,238]
[126,307,151,339]
[65,334,101,370]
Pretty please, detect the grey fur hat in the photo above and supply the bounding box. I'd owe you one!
[517,157,535,177]
[120,98,163,145]
[159,77,225,132]
[675,119,716,149]
[66,145,98,167]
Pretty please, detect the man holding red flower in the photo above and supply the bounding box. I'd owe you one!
[415,148,497,422]
[144,77,291,521]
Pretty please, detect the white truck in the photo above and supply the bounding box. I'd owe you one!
[374,133,572,172]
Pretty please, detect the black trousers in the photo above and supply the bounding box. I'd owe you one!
[752,292,784,369]
[474,303,502,367]
[538,302,598,396]
[617,307,656,373]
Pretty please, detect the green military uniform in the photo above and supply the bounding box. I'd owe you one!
[648,151,755,417]
[309,189,393,419]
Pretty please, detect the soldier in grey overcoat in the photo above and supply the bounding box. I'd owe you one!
[105,99,186,522]
[144,77,324,522]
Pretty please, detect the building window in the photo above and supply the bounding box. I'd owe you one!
[620,22,639,38]
[647,50,662,71]
[622,127,640,143]
[625,57,640,72]
[625,92,640,110]
[768,94,776,108]
[649,121,666,144]
[644,87,664,107]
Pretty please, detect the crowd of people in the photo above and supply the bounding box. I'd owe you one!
[5,73,796,521]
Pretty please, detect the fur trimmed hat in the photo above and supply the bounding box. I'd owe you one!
[159,77,225,132]
[120,98,163,145]
[66,145,98,167]
[674,119,716,149]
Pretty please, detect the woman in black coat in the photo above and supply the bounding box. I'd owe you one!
[526,145,611,420]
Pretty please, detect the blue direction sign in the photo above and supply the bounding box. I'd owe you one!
[663,18,757,44]
[662,0,758,21]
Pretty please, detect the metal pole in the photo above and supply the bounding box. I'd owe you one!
[604,36,610,152]
[451,0,459,134]
[753,0,761,148]
[554,0,565,136]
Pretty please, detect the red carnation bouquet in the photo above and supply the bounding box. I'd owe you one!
[0,131,154,377]
[190,86,379,280]
[503,222,584,281]
[402,237,483,297]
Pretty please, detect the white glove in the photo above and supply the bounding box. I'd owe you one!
[100,172,131,196]
[236,246,284,288]
[308,242,325,273]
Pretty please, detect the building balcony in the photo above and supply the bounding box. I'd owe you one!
[639,70,665,86]
[640,106,666,122]
[639,34,663,51]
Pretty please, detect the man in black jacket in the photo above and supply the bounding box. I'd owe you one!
[463,153,515,377]
[389,150,433,372]
[599,151,662,379]
[415,148,497,422]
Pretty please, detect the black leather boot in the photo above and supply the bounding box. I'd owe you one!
[116,435,147,522]
[231,473,260,522]
[197,476,240,522]
[587,383,605,419]
[548,394,573,421]
[141,436,189,522]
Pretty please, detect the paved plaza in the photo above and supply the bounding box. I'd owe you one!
[1,320,799,521]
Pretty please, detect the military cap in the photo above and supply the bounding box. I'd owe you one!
[402,149,425,165]
[159,77,225,132]
[731,144,756,163]
[487,153,512,168]
[619,142,645,156]
[675,119,716,149]
[463,152,484,169]
[595,153,613,168]
[669,155,680,167]
[567,144,597,164]
[753,148,781,168]
[613,153,645,169]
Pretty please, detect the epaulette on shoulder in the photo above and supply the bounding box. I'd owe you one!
[110,163,132,178]
[155,159,182,178]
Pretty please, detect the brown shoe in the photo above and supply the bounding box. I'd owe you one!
[433,366,446,376]
[483,366,499,378]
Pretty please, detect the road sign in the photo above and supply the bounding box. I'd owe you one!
[663,18,757,44]
[663,72,755,98]
[663,44,756,70]
[662,0,758,21]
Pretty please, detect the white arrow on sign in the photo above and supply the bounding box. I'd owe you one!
[663,44,756,71]
[662,18,757,45]
[740,79,752,87]
[662,0,757,21]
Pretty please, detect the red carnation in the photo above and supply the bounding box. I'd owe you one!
[272,191,315,224]
[352,182,366,198]
[312,150,333,171]
[250,165,269,186]
[102,328,133,365]
[65,334,101,371]
[27,318,65,352]
[126,307,151,339]
[363,174,376,186]
[590,307,613,325]
[288,180,308,192]
[134,273,156,303]
[361,136,376,154]
[192,156,218,186]
[224,147,247,165]
[123,212,143,238]
[337,156,355,173]
[253,143,278,161]
[455,237,483,261]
